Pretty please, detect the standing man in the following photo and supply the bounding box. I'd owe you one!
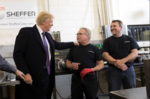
[102,20,139,99]
[66,27,104,99]
[13,11,77,99]
[0,54,25,79]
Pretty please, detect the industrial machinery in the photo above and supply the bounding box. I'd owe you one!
[54,49,71,74]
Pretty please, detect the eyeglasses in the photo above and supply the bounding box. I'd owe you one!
[76,33,86,35]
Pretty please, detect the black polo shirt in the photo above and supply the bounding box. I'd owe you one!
[67,44,103,76]
[102,35,140,67]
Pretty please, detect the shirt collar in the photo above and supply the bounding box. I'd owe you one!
[36,25,43,34]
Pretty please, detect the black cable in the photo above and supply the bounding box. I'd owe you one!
[56,89,63,99]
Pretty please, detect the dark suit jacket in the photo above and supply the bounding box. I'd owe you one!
[13,25,74,99]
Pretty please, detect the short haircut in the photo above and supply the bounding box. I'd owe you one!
[36,11,54,25]
[112,20,123,27]
[80,27,91,40]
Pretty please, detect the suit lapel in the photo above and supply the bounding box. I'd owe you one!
[45,32,55,57]
[32,25,46,52]
[45,32,54,50]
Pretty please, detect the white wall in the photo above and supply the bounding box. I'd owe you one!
[0,0,149,45]
[0,0,102,45]
[48,0,102,42]
[112,0,150,25]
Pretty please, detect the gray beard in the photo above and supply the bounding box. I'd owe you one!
[113,34,117,36]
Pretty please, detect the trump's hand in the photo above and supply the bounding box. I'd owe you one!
[74,42,79,46]
[15,70,25,80]
[24,74,33,85]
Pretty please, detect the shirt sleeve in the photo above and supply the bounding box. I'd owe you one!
[102,39,109,53]
[0,55,17,73]
[130,37,140,50]
[94,47,103,61]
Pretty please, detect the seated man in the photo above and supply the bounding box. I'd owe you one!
[0,54,25,80]
[66,27,104,99]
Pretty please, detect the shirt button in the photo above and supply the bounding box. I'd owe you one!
[43,66,47,69]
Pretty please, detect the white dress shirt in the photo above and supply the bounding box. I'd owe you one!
[36,25,51,61]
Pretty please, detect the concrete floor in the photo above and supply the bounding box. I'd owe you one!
[98,96,109,99]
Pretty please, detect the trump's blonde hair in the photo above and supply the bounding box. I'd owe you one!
[36,11,54,25]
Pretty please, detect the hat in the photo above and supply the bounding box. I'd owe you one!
[80,68,95,81]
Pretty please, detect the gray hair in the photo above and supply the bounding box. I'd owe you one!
[80,27,91,40]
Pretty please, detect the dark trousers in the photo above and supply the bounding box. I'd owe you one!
[43,69,50,99]
[15,69,50,99]
[107,66,136,99]
[71,74,98,99]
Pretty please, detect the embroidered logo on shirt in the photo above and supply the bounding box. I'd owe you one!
[88,50,94,53]
[124,41,130,43]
